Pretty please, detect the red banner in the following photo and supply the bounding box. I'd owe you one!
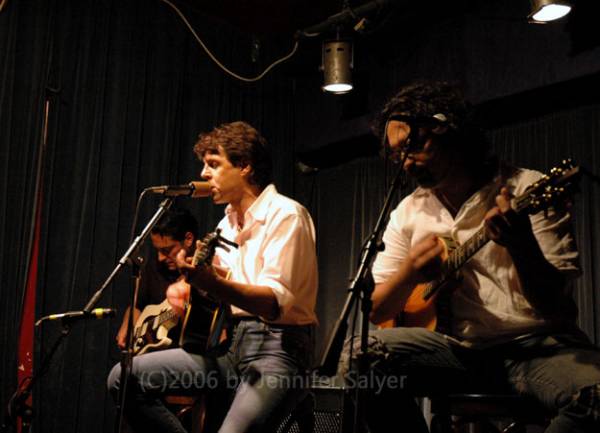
[16,197,41,431]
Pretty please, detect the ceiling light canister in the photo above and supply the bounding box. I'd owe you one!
[529,0,572,23]
[321,39,353,94]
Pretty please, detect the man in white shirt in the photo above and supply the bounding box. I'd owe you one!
[108,121,318,433]
[347,80,600,433]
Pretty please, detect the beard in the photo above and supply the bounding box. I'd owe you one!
[406,164,438,188]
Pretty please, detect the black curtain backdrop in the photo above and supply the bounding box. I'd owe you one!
[1,1,600,433]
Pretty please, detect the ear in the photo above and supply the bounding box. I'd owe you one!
[240,164,253,178]
[183,232,194,249]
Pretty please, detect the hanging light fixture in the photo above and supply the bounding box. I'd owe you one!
[529,0,572,23]
[321,38,353,94]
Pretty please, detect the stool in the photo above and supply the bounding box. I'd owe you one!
[164,395,207,433]
[429,393,551,433]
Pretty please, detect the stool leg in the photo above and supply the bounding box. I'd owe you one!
[191,395,208,433]
[502,422,526,433]
[430,414,453,433]
[295,393,315,433]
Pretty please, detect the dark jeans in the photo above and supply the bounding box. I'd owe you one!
[107,319,313,433]
[343,327,600,433]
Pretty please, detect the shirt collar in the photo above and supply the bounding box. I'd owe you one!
[225,184,277,227]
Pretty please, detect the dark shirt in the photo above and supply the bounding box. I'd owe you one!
[135,255,180,311]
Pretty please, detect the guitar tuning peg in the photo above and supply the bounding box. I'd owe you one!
[217,243,232,253]
[215,233,239,250]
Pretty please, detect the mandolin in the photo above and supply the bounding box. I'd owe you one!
[396,160,580,333]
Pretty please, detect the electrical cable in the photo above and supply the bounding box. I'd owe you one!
[159,0,298,82]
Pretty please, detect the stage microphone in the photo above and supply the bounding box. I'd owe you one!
[35,308,117,326]
[145,181,211,198]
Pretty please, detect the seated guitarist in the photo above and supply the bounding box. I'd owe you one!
[344,80,600,433]
[107,121,318,433]
[115,208,198,349]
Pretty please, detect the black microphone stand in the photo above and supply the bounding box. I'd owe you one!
[1,310,122,433]
[1,199,172,433]
[318,161,407,433]
[98,197,174,433]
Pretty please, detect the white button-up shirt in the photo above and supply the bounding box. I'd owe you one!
[214,184,318,325]
[372,166,580,342]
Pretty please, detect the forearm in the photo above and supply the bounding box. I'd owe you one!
[371,235,444,324]
[119,306,141,328]
[507,233,566,317]
[370,261,420,324]
[193,273,280,320]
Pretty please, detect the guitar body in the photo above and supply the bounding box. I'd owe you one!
[401,283,440,331]
[377,237,455,332]
[178,290,227,354]
[133,299,181,356]
[399,279,457,333]
[132,294,226,356]
[132,230,232,356]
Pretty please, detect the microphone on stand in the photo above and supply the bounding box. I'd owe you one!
[35,308,117,326]
[145,181,211,198]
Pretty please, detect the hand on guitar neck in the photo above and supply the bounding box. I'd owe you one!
[484,186,536,248]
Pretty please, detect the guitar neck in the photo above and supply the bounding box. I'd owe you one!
[443,226,489,274]
[420,161,579,302]
[442,188,531,275]
[157,308,178,324]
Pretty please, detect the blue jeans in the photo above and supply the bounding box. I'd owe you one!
[343,327,600,433]
[107,319,313,433]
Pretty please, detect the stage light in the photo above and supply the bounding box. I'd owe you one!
[321,39,353,94]
[529,0,572,23]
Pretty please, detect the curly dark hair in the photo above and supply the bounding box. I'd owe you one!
[374,80,468,137]
[374,79,492,171]
[193,121,273,189]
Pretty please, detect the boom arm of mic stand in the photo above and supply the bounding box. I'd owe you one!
[83,198,173,313]
[317,166,406,376]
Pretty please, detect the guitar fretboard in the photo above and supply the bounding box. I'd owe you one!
[422,184,534,300]
[445,227,489,274]
[157,308,177,323]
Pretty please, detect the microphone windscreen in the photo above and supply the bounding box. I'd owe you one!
[189,181,212,198]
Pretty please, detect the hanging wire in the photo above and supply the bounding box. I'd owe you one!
[159,0,299,82]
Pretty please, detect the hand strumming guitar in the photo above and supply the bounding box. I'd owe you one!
[171,239,279,320]
[370,234,445,324]
[407,234,446,283]
[166,241,224,317]
[166,279,191,318]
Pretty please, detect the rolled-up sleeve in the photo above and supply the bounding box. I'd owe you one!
[258,210,318,323]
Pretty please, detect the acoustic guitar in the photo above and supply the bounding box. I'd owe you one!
[132,230,228,356]
[394,160,580,333]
